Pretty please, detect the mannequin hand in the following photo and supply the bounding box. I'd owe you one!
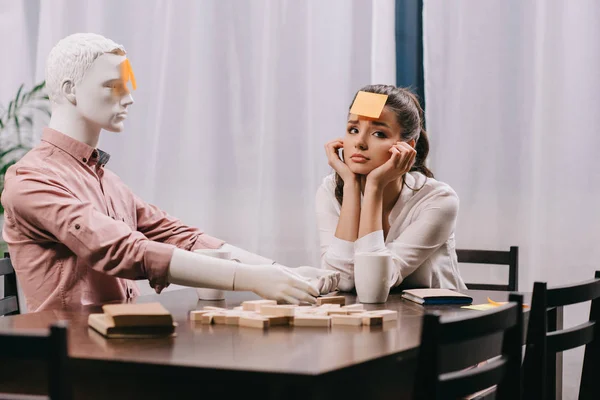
[233,264,319,304]
[367,142,416,189]
[286,266,341,294]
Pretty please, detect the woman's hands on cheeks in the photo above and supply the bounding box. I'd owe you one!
[366,142,416,189]
[324,138,356,183]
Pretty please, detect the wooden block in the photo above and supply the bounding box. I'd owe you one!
[294,306,317,314]
[203,306,226,311]
[292,315,331,327]
[331,315,363,326]
[259,305,296,317]
[241,300,277,312]
[367,310,398,322]
[264,315,292,326]
[342,304,364,311]
[316,296,345,306]
[361,314,384,326]
[233,306,244,311]
[326,309,349,315]
[190,310,211,321]
[201,314,216,324]
[239,316,270,329]
[318,303,341,309]
[213,314,228,324]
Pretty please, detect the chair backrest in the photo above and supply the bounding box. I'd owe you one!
[0,252,20,316]
[413,293,524,400]
[0,322,71,400]
[456,246,519,291]
[523,271,600,400]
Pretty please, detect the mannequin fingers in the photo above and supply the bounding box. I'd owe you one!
[285,287,317,305]
[290,275,320,297]
[280,294,300,305]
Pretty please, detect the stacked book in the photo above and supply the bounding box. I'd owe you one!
[88,302,177,338]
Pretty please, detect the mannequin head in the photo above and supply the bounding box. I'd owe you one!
[46,33,134,133]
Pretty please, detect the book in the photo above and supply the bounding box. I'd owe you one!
[401,288,473,305]
[88,313,177,338]
[101,302,173,328]
[87,302,176,338]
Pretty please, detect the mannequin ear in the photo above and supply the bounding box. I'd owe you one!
[408,138,416,148]
[60,79,77,105]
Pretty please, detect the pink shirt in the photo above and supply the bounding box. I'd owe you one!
[1,128,224,312]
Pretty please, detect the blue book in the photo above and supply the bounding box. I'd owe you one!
[401,288,473,305]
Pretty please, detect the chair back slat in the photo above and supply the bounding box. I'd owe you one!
[455,250,511,264]
[457,246,519,291]
[546,321,595,353]
[440,303,518,344]
[547,278,600,308]
[439,356,508,399]
[0,258,14,276]
[0,296,18,316]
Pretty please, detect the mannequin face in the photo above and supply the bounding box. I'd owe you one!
[69,53,134,132]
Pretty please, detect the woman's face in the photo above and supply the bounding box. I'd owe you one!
[343,106,406,175]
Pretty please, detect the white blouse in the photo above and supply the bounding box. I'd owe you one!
[315,171,467,292]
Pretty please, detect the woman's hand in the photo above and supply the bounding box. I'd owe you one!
[366,142,416,189]
[325,138,356,183]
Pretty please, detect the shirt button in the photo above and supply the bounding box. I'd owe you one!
[75,224,80,230]
[82,158,87,163]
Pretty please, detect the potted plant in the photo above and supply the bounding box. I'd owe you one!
[0,82,51,251]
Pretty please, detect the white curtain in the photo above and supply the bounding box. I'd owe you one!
[424,1,600,397]
[0,0,396,301]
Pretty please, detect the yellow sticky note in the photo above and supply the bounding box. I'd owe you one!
[349,91,388,118]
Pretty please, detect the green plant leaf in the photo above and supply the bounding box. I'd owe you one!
[14,84,24,108]
[32,81,46,92]
[14,115,21,141]
[0,145,24,161]
[7,100,13,119]
[0,159,17,177]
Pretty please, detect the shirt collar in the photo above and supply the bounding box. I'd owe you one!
[41,127,110,167]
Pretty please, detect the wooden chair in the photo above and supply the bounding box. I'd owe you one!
[523,271,600,400]
[0,322,72,400]
[0,252,20,316]
[413,293,524,400]
[456,246,519,291]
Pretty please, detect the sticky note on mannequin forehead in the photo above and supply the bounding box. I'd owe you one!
[350,91,388,118]
[119,59,137,91]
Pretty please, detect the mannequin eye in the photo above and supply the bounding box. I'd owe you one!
[347,127,359,134]
[373,131,387,138]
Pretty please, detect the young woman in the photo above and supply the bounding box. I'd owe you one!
[316,84,466,292]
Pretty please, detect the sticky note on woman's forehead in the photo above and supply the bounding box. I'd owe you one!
[350,91,388,118]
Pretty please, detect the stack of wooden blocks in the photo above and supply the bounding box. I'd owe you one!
[189,296,398,329]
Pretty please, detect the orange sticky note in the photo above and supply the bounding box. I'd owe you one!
[487,297,530,309]
[119,59,137,91]
[349,91,388,118]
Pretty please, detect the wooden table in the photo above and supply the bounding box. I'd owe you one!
[0,288,558,399]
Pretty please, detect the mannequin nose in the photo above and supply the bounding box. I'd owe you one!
[122,93,134,107]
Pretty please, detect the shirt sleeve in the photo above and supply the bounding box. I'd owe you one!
[355,188,459,287]
[3,167,175,289]
[315,183,356,291]
[131,192,225,251]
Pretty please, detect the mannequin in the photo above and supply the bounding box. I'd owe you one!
[1,33,338,311]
